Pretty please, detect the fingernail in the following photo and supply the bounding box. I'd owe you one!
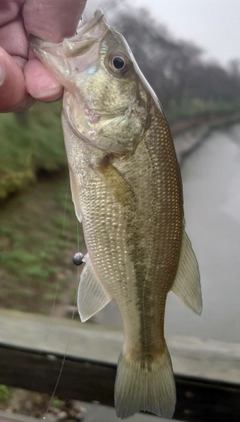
[33,85,62,101]
[0,62,6,86]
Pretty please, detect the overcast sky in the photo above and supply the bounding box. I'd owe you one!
[86,0,240,66]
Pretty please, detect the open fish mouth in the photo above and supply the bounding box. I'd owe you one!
[76,9,105,37]
[28,9,109,86]
[61,9,108,58]
[29,9,108,58]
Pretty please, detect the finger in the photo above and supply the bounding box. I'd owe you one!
[25,58,63,101]
[23,0,87,101]
[23,0,87,42]
[0,47,34,112]
[0,11,28,59]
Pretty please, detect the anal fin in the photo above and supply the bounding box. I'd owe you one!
[171,231,202,315]
[78,254,111,322]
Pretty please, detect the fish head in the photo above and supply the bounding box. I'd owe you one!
[29,10,154,155]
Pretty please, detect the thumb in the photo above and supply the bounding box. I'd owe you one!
[0,47,34,112]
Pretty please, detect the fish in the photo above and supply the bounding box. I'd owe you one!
[29,9,202,419]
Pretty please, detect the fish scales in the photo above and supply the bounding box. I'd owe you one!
[29,9,202,420]
[65,106,182,353]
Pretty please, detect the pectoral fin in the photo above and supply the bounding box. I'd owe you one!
[92,161,136,211]
[69,166,82,223]
[171,231,202,314]
[78,254,111,322]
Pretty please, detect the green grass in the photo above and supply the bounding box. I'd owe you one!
[0,102,66,199]
[166,98,240,123]
[0,170,85,314]
[0,385,11,408]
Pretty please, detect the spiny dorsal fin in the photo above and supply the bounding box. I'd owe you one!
[78,254,111,322]
[171,231,202,315]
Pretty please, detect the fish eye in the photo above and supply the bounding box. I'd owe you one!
[108,53,130,75]
[112,56,125,70]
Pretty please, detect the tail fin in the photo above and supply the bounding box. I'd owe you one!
[115,342,176,419]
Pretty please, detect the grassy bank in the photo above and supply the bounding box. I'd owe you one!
[0,102,65,199]
[166,98,240,123]
[0,170,85,314]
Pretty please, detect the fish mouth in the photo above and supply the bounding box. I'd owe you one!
[29,9,106,52]
[28,9,109,87]
[76,9,105,39]
[61,9,108,58]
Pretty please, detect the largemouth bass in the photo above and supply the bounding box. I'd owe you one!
[29,10,202,419]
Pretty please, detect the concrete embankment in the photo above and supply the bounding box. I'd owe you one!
[170,113,240,163]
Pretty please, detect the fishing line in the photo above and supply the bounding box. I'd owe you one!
[43,198,81,420]
[42,185,69,417]
[43,251,81,420]
[42,187,68,347]
[30,183,71,409]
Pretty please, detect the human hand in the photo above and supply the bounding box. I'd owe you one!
[0,0,87,112]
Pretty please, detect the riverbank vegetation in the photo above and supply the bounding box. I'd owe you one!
[1,2,240,315]
[0,169,85,313]
[0,102,64,199]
